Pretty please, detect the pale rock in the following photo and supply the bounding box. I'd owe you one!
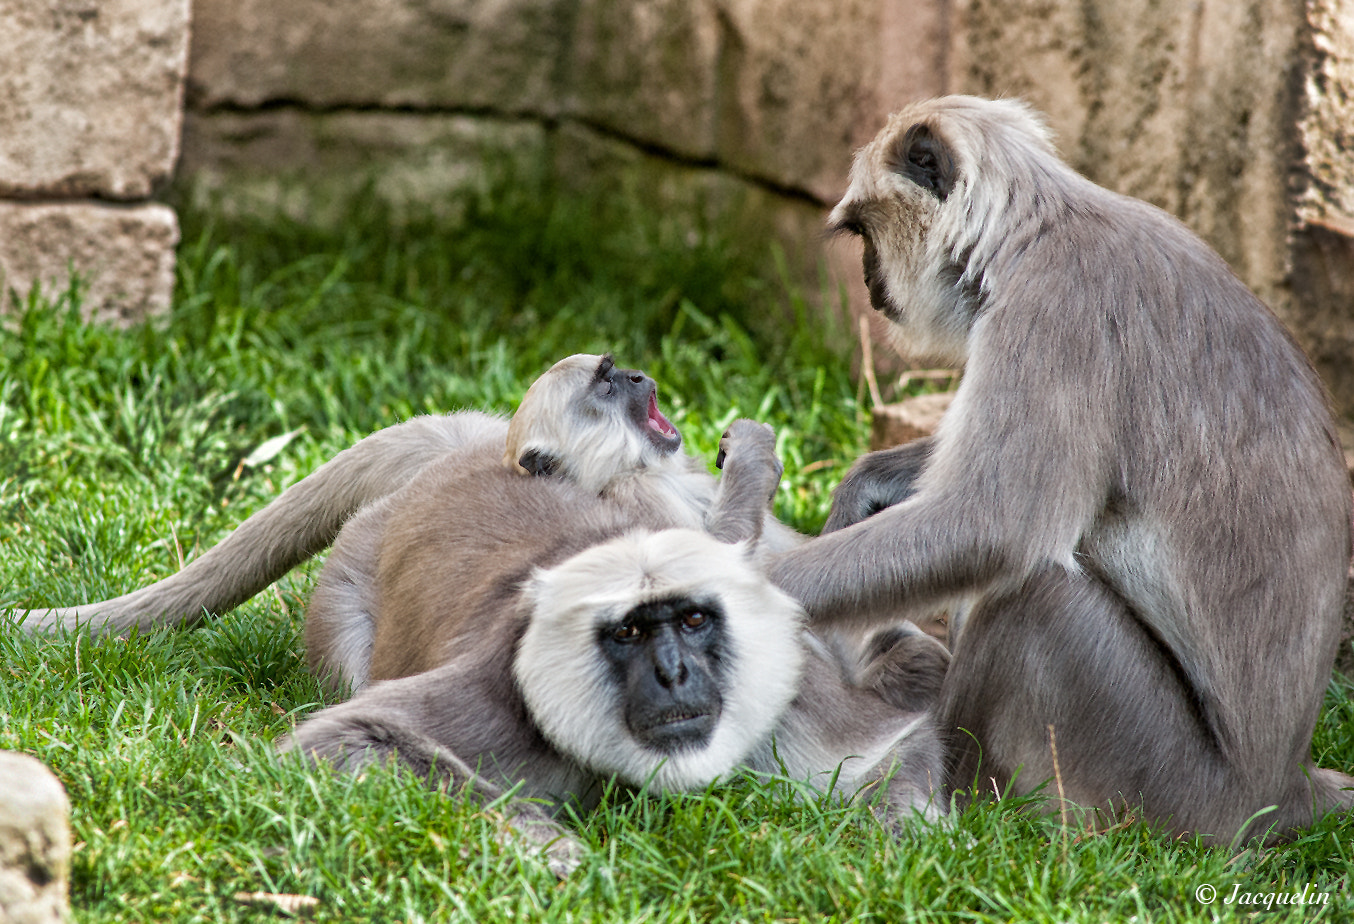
[187,0,567,115]
[0,752,71,924]
[0,0,190,199]
[870,392,954,451]
[178,110,549,222]
[0,202,179,325]
[564,0,722,162]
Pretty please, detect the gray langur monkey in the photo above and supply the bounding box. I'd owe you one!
[300,353,807,692]
[8,353,948,873]
[769,95,1354,844]
[8,353,800,637]
[287,523,943,877]
[286,354,945,875]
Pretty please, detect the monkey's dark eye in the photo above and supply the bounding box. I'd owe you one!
[681,611,708,630]
[611,622,641,642]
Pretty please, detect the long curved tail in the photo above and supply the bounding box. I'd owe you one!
[7,412,507,635]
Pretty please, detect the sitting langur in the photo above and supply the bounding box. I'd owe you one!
[769,95,1354,843]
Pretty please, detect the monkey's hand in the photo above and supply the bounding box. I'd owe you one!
[716,419,782,485]
[823,436,935,533]
[857,623,951,713]
[710,419,783,544]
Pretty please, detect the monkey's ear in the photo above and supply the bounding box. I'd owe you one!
[518,448,562,477]
[890,123,957,201]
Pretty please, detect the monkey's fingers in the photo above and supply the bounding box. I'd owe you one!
[716,419,778,470]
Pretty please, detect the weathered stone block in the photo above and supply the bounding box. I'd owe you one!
[1291,2,1354,417]
[870,392,954,450]
[551,121,829,286]
[1299,0,1354,227]
[0,0,190,199]
[0,752,71,924]
[564,0,721,162]
[712,0,889,201]
[0,202,179,325]
[188,0,568,114]
[178,109,549,222]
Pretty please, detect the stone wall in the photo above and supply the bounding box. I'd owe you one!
[177,0,949,328]
[5,0,1351,414]
[180,0,946,203]
[0,0,189,324]
[949,0,1354,416]
[177,0,1354,414]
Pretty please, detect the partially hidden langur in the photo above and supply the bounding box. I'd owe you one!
[8,353,948,874]
[769,95,1354,844]
[287,524,944,877]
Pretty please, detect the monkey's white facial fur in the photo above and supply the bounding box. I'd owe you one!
[515,528,806,792]
[504,354,685,494]
[829,96,1060,366]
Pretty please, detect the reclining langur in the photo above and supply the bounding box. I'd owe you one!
[285,370,946,876]
[9,353,799,637]
[770,95,1354,843]
[287,526,945,877]
[7,353,949,873]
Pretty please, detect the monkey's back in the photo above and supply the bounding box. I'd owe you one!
[364,453,682,682]
[982,186,1352,766]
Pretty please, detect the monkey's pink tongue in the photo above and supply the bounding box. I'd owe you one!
[648,393,677,437]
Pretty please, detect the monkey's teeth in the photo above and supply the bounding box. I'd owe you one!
[647,394,677,437]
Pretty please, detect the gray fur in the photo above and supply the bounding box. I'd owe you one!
[771,95,1354,843]
[11,412,508,635]
[11,352,946,873]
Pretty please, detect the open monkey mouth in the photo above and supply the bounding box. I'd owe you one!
[646,390,680,447]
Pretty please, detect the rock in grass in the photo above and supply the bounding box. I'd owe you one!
[0,751,71,924]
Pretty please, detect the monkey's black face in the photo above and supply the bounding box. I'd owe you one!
[599,596,727,753]
[860,237,899,321]
[592,355,682,455]
[830,205,904,326]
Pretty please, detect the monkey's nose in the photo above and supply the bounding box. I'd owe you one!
[651,635,689,687]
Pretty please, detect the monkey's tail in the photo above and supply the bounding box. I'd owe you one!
[7,412,508,636]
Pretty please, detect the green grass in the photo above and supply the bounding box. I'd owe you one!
[2,183,1352,922]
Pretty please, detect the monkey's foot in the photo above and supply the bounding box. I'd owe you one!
[502,808,586,878]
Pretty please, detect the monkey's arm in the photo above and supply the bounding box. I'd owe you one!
[708,419,783,544]
[9,413,507,636]
[770,352,1111,627]
[280,665,589,878]
[747,635,946,825]
[823,437,935,533]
